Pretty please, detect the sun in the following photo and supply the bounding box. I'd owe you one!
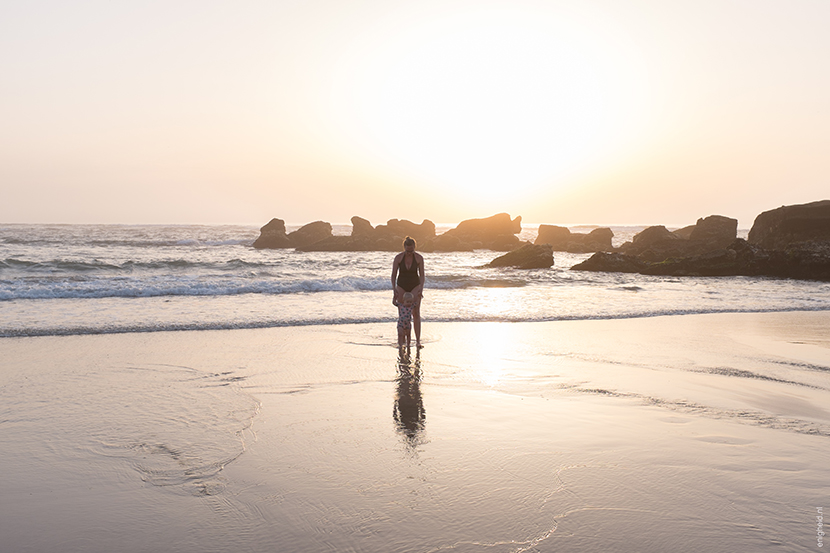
[330,6,650,206]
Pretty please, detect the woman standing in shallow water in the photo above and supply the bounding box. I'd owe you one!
[391,236,425,348]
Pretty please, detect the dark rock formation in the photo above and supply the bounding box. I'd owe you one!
[571,252,648,273]
[345,216,437,250]
[254,216,439,251]
[619,225,678,256]
[255,214,526,252]
[296,235,397,252]
[619,216,737,262]
[351,216,375,237]
[287,221,332,248]
[748,200,830,251]
[535,225,571,248]
[643,239,830,280]
[535,225,614,253]
[252,218,291,249]
[441,213,522,250]
[447,212,522,237]
[575,239,830,281]
[374,219,436,244]
[642,241,752,277]
[689,215,738,248]
[346,217,436,246]
[672,225,696,240]
[420,233,475,252]
[487,244,554,269]
[534,225,614,253]
[766,247,830,280]
[255,218,334,249]
[586,228,615,249]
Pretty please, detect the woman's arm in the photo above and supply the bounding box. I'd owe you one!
[391,253,401,288]
[416,253,426,296]
[391,253,401,303]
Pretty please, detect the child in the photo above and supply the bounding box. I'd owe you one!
[396,292,415,349]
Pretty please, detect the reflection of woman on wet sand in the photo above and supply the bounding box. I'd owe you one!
[393,351,425,447]
[391,237,425,349]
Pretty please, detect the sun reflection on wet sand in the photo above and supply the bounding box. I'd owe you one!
[470,322,517,388]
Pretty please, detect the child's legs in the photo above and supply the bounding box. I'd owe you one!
[397,306,409,346]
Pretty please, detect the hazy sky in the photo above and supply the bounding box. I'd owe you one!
[2,0,828,227]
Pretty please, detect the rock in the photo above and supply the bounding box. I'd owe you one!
[442,213,522,250]
[374,219,436,244]
[487,244,554,269]
[373,236,401,252]
[619,225,684,261]
[583,228,615,252]
[535,225,614,253]
[297,235,399,252]
[260,217,286,235]
[451,213,522,236]
[571,252,649,273]
[626,225,678,250]
[284,216,436,251]
[672,225,696,240]
[634,225,678,245]
[252,218,291,249]
[489,234,523,251]
[732,239,830,280]
[535,225,571,249]
[748,200,830,251]
[689,215,737,248]
[641,239,830,280]
[350,216,375,237]
[295,236,356,252]
[575,239,830,281]
[287,221,332,248]
[770,248,830,280]
[620,217,736,261]
[253,218,334,249]
[420,234,474,252]
[643,244,746,277]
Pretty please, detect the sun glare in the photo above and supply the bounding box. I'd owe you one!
[474,322,513,388]
[331,7,650,206]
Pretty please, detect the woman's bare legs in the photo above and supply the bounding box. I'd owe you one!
[413,297,421,348]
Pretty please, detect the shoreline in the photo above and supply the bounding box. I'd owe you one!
[1,311,828,552]
[4,305,830,339]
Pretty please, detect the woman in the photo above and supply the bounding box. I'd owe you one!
[391,236,425,348]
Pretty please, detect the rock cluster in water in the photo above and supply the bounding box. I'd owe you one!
[252,219,333,249]
[251,200,830,278]
[572,200,830,281]
[253,213,527,253]
[487,243,554,269]
[534,225,614,253]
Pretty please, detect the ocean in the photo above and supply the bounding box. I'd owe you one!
[2,223,829,337]
[3,223,830,552]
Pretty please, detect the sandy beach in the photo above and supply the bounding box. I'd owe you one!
[1,311,828,552]
[6,0,830,550]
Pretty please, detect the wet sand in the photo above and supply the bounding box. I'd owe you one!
[1,312,829,552]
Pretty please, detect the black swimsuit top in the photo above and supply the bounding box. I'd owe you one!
[397,255,420,292]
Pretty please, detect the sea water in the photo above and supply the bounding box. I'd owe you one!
[2,224,830,552]
[2,223,829,337]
